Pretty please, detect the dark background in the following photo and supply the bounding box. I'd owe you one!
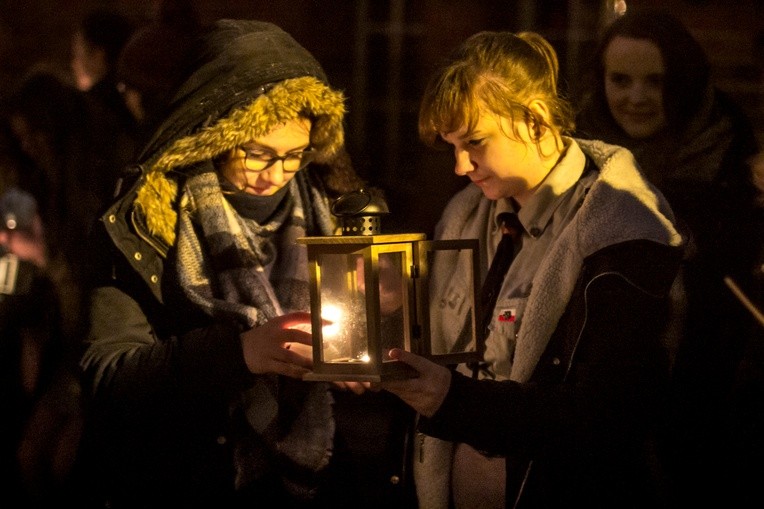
[1,0,762,236]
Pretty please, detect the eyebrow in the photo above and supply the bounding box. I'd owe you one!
[454,128,485,141]
[241,142,310,153]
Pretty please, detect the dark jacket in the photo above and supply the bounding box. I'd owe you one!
[420,239,681,508]
[79,169,258,507]
[80,168,416,509]
[78,20,413,509]
[415,139,684,508]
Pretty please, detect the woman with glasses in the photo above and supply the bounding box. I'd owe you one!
[76,20,415,509]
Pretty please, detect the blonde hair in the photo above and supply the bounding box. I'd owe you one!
[418,31,575,147]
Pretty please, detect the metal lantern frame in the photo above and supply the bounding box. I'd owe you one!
[297,232,482,382]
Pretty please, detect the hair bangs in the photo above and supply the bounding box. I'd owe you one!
[418,65,483,146]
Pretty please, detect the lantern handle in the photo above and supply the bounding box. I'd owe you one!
[331,188,390,217]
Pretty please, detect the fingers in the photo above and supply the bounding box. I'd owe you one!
[272,311,312,329]
[378,349,452,417]
[240,318,313,375]
[282,347,313,369]
[388,348,432,374]
[271,360,310,379]
[280,328,313,346]
[257,345,311,378]
[332,381,369,395]
[285,342,312,358]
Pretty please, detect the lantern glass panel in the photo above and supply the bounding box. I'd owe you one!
[428,249,477,355]
[377,250,406,359]
[421,240,481,359]
[317,252,369,363]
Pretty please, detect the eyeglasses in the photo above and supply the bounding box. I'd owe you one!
[241,147,316,173]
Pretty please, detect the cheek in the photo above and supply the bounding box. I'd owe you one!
[486,142,528,176]
[218,155,243,186]
[604,81,625,110]
[645,84,665,108]
[276,171,298,186]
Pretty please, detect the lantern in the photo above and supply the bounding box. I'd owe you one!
[297,189,483,382]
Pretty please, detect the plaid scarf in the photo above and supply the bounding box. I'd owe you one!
[175,167,336,499]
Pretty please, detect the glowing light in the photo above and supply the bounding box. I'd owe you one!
[321,303,342,338]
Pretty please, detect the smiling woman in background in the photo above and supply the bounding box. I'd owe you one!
[576,8,762,508]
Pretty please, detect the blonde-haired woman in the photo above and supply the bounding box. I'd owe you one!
[382,30,684,509]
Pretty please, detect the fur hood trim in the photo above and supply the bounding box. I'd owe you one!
[134,76,345,246]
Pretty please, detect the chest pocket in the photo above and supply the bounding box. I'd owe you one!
[482,295,528,380]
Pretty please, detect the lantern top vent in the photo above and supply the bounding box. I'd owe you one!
[331,188,390,236]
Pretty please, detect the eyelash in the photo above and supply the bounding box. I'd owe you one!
[609,75,630,86]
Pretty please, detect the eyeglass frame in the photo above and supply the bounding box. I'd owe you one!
[240,146,317,174]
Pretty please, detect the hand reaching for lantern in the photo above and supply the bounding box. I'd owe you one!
[240,312,314,378]
[240,312,371,394]
[281,339,368,396]
[378,348,452,418]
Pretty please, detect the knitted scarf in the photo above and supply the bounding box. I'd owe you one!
[175,166,336,499]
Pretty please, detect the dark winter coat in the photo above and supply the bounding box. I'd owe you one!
[415,139,684,508]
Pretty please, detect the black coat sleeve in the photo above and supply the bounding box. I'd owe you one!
[419,241,679,460]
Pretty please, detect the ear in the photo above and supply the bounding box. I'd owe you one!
[528,99,551,120]
[527,99,552,137]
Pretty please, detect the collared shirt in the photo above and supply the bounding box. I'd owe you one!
[482,138,598,379]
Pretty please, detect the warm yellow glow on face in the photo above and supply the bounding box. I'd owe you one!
[440,110,559,206]
[218,117,312,196]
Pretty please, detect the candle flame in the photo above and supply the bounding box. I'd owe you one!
[321,303,342,338]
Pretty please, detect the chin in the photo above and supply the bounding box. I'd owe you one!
[479,187,505,201]
[617,119,664,140]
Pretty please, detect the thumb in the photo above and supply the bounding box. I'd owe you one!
[388,348,428,372]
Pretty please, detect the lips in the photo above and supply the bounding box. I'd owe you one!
[245,185,272,195]
[621,111,656,122]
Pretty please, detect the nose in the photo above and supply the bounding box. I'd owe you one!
[454,149,474,176]
[626,81,649,104]
[261,160,286,186]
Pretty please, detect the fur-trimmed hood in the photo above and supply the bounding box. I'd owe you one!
[132,20,349,246]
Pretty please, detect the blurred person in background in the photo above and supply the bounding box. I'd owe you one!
[71,8,137,185]
[71,8,135,122]
[575,8,761,507]
[3,70,105,339]
[0,186,82,508]
[115,4,201,148]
